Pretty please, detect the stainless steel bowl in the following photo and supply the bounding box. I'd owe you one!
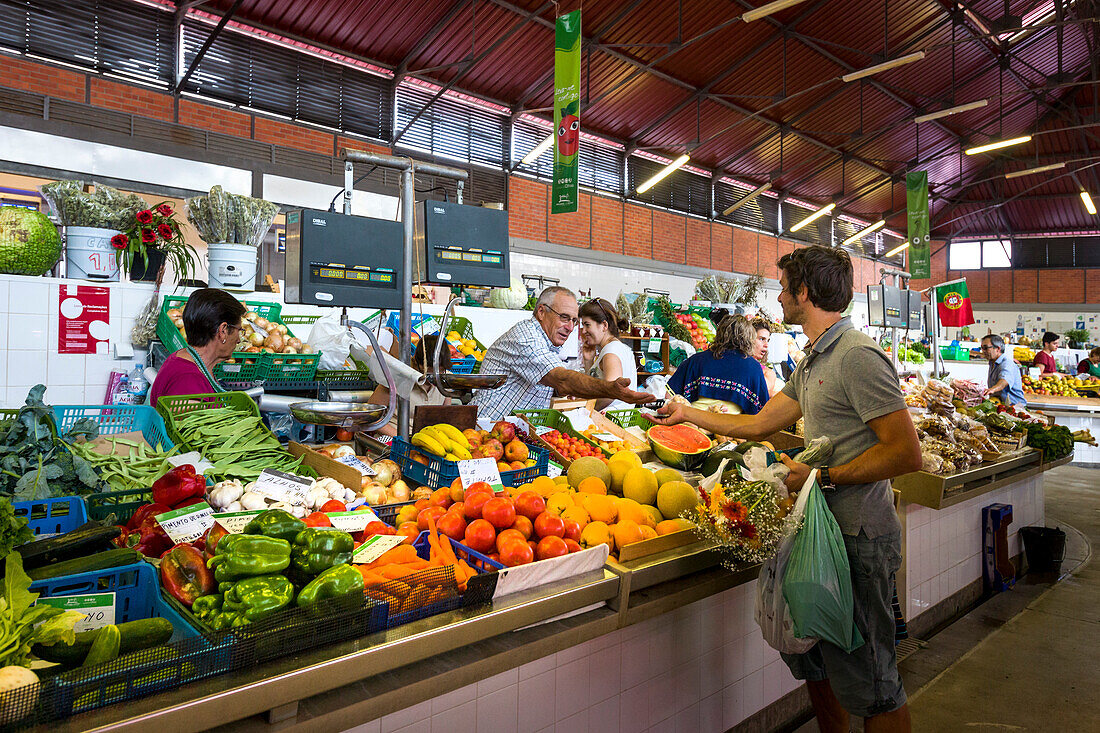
[289,401,387,429]
[437,373,507,390]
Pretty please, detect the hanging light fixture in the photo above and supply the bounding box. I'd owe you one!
[964,135,1032,155]
[841,52,925,83]
[885,241,910,257]
[636,154,690,194]
[788,203,835,232]
[1082,190,1098,216]
[520,133,555,165]
[1004,162,1065,179]
[841,219,885,246]
[914,99,988,124]
[742,0,811,23]
[722,182,771,216]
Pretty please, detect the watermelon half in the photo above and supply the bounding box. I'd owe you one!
[647,424,712,470]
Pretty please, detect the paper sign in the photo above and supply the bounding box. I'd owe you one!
[458,457,504,491]
[534,425,555,436]
[336,454,376,476]
[420,319,440,336]
[58,285,110,355]
[212,510,264,533]
[351,533,408,564]
[590,432,619,443]
[38,593,115,632]
[648,338,662,354]
[155,502,215,544]
[251,469,312,506]
[327,509,380,532]
[547,461,563,479]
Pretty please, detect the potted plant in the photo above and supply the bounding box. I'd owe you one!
[186,186,280,292]
[1064,328,1089,349]
[39,180,146,281]
[114,202,198,284]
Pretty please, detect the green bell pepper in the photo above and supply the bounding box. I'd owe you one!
[211,610,242,630]
[208,534,291,582]
[296,563,365,607]
[292,528,354,576]
[192,593,223,622]
[222,574,295,621]
[243,509,306,542]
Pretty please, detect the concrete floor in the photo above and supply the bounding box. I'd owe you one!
[790,464,1098,733]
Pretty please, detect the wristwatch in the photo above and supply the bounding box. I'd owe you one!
[819,465,835,490]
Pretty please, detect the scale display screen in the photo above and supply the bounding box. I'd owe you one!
[414,200,510,287]
[310,264,396,288]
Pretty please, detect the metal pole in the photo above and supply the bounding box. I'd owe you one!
[343,161,353,215]
[398,167,415,440]
[931,288,941,378]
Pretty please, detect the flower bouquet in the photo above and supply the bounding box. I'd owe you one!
[113,202,198,282]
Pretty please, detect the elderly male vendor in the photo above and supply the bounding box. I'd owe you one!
[473,287,651,419]
[981,334,1027,406]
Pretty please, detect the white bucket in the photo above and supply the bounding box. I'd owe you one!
[206,242,258,291]
[65,226,120,281]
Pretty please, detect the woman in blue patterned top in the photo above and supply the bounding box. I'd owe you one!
[667,314,770,414]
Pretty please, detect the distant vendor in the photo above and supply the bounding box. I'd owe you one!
[1034,331,1060,374]
[472,286,651,420]
[981,334,1027,406]
[1077,347,1100,381]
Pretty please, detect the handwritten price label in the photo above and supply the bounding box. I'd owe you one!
[547,461,563,479]
[336,454,376,476]
[38,593,116,632]
[212,510,265,534]
[252,469,313,506]
[458,457,504,492]
[327,509,381,533]
[590,432,619,443]
[351,533,407,564]
[155,502,215,544]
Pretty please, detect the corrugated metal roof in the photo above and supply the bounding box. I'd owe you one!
[191,0,1099,238]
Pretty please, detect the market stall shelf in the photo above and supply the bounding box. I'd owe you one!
[893,450,1043,509]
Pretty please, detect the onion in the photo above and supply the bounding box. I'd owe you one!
[317,445,337,457]
[167,308,182,319]
[370,460,393,487]
[332,445,355,459]
[179,327,187,340]
[261,347,275,353]
[249,332,265,347]
[255,318,270,330]
[264,333,286,351]
[288,337,303,351]
[300,344,314,354]
[412,487,432,501]
[390,479,410,501]
[245,346,261,353]
[362,484,388,505]
[245,311,259,322]
[275,324,288,335]
[282,346,298,354]
[376,459,401,483]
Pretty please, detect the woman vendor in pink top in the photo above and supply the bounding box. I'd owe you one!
[148,288,247,407]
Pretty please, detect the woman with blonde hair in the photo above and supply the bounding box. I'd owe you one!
[667,314,770,414]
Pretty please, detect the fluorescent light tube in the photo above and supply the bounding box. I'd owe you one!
[520,133,554,165]
[914,99,988,124]
[788,203,835,232]
[1082,190,1097,216]
[636,154,690,194]
[965,135,1032,155]
[742,0,810,23]
[841,219,885,247]
[885,242,910,257]
[842,52,925,83]
[1004,162,1065,179]
[723,182,771,216]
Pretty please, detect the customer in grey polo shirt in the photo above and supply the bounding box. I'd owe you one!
[653,245,922,733]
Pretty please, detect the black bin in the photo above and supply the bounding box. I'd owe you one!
[1020,526,1066,574]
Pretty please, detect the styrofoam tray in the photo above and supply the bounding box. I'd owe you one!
[491,543,609,600]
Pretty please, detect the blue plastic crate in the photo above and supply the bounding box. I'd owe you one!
[52,405,174,450]
[14,496,88,537]
[389,437,549,489]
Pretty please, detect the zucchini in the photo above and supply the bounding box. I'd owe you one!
[27,548,141,581]
[82,624,120,667]
[18,524,122,570]
[34,617,174,667]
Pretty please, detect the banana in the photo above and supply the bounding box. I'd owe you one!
[423,426,458,453]
[411,432,446,456]
[449,443,472,461]
[433,423,470,449]
[444,453,458,462]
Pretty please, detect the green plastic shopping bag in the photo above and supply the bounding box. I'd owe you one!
[781,472,864,652]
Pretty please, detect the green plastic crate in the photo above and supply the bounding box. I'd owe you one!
[512,408,611,460]
[437,315,487,373]
[155,391,261,449]
[606,408,656,432]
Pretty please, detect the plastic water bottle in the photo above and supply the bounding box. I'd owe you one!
[128,364,149,404]
[112,375,133,405]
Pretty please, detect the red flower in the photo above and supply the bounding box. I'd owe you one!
[157,223,174,240]
[136,209,154,224]
[720,500,748,524]
[110,233,129,250]
[734,521,757,540]
[156,204,173,217]
[141,228,156,243]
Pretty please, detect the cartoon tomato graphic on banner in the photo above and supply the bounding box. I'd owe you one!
[557,113,579,157]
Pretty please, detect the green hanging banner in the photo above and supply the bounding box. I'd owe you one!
[906,171,931,278]
[552,9,581,215]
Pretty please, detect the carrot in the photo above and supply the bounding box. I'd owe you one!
[360,544,419,568]
[357,568,391,587]
[379,579,412,599]
[375,564,420,580]
[425,516,446,565]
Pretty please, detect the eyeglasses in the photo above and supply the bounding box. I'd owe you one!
[542,304,579,326]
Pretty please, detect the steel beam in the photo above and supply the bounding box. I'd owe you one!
[173,0,245,94]
[394,0,472,81]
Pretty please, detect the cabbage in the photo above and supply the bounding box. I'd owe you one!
[489,277,529,309]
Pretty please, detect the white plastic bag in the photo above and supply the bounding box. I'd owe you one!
[740,446,791,498]
[307,311,354,370]
[755,468,818,654]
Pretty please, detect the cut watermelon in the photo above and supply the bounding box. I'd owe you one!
[647,424,712,470]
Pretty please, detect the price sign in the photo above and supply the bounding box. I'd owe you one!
[590,432,619,443]
[648,338,662,354]
[336,454,376,476]
[155,502,215,544]
[458,457,504,492]
[38,593,115,632]
[351,533,408,564]
[327,509,380,533]
[534,425,555,436]
[420,318,441,336]
[212,510,265,533]
[547,461,563,479]
[252,469,312,506]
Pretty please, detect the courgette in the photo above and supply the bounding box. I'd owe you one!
[18,524,122,570]
[34,617,174,667]
[82,624,120,667]
[27,548,141,580]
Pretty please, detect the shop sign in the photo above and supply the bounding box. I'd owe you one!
[552,9,581,214]
[58,285,110,354]
[906,171,931,279]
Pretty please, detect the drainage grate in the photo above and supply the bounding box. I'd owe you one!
[896,636,926,662]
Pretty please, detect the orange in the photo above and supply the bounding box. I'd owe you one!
[531,475,558,498]
[577,476,608,495]
[582,494,618,524]
[545,492,575,517]
[615,498,648,526]
[657,518,693,535]
[639,525,658,540]
[611,520,644,550]
[561,504,590,527]
[579,521,613,551]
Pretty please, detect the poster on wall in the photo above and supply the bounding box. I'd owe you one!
[906,171,931,278]
[551,9,581,215]
[58,285,110,355]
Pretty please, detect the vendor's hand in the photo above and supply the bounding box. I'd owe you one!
[780,454,811,496]
[648,401,687,426]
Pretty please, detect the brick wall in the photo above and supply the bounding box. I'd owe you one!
[89,78,173,121]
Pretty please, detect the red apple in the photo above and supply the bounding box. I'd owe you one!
[491,421,517,443]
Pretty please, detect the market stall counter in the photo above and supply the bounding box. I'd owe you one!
[1021,394,1100,465]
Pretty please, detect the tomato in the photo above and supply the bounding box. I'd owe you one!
[495,528,526,553]
[533,512,565,539]
[304,512,332,527]
[562,519,582,542]
[417,506,447,532]
[320,499,347,513]
[464,519,497,554]
[536,535,569,561]
[482,497,517,530]
[464,491,492,520]
[498,538,534,567]
[450,501,465,516]
[414,498,430,512]
[513,491,546,521]
[510,515,534,540]
[436,511,467,542]
[563,538,583,553]
[449,483,465,504]
[335,428,354,442]
[429,488,453,509]
[397,521,420,540]
[364,521,394,536]
[527,539,539,555]
[466,481,493,496]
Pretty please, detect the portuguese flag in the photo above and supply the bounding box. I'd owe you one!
[935,278,975,327]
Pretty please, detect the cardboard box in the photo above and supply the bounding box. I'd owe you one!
[288,442,365,489]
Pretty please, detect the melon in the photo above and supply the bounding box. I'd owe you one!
[647,424,712,470]
[657,481,701,522]
[567,456,612,490]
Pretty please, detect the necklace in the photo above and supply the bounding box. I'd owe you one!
[184,344,225,393]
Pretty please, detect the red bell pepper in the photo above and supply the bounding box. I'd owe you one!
[203,522,230,560]
[159,544,215,606]
[127,502,171,531]
[151,464,206,509]
[125,522,172,558]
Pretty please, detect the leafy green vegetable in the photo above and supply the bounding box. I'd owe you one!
[1026,423,1074,460]
[0,552,83,668]
[0,499,33,558]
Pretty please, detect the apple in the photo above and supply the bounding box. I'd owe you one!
[491,421,517,443]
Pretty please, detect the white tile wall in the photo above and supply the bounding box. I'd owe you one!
[902,475,1045,620]
[350,582,798,733]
